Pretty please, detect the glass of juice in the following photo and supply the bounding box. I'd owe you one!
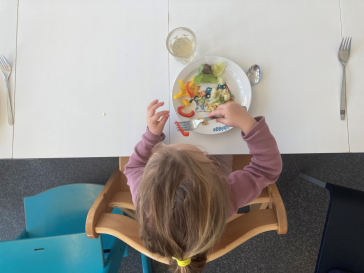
[166,27,196,64]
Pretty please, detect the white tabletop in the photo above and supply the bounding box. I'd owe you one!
[169,0,348,154]
[341,0,364,153]
[0,0,17,159]
[13,0,169,158]
[1,0,361,158]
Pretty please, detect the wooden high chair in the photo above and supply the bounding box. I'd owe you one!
[86,155,288,266]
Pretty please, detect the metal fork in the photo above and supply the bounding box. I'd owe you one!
[176,115,224,131]
[338,37,352,120]
[0,55,14,125]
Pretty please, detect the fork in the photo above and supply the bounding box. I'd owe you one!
[338,37,352,120]
[176,115,224,132]
[0,55,14,125]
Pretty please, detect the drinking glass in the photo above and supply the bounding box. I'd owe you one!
[166,27,196,64]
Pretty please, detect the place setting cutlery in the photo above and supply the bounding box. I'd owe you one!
[178,36,352,133]
[176,115,224,132]
[338,37,352,120]
[246,64,261,86]
[0,54,14,125]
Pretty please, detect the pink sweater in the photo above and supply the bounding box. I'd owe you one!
[124,117,282,216]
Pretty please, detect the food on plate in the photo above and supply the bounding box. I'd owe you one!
[177,105,195,118]
[175,121,189,137]
[173,81,189,99]
[211,62,226,76]
[193,62,226,85]
[206,85,234,112]
[198,64,212,74]
[177,63,234,114]
[174,90,189,99]
[217,76,225,85]
[198,117,209,126]
[175,62,234,136]
[186,81,199,98]
[179,79,186,90]
[211,87,217,99]
[194,73,218,86]
[183,99,190,107]
[223,89,230,101]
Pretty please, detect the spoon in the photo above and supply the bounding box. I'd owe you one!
[246,64,261,86]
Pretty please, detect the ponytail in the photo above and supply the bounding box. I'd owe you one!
[171,253,207,273]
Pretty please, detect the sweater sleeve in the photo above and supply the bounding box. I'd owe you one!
[124,127,165,205]
[228,117,282,216]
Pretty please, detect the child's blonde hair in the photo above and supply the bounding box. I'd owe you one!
[136,143,231,273]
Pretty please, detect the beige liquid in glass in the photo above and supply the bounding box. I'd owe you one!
[171,37,194,57]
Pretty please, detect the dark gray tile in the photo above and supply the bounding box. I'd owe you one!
[118,247,144,273]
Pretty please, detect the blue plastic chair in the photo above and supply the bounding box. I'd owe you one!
[0,183,126,273]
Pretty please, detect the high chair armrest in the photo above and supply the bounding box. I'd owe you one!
[86,168,122,239]
[109,191,135,211]
[208,209,278,262]
[95,213,170,265]
[246,187,270,205]
[269,183,288,234]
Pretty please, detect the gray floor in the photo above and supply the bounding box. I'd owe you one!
[1,153,364,273]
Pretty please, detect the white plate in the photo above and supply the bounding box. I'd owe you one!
[172,56,252,134]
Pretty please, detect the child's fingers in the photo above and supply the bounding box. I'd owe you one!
[208,108,225,118]
[152,110,169,121]
[147,99,158,112]
[148,102,164,117]
[158,113,169,128]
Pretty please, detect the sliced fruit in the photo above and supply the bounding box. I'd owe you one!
[211,62,226,76]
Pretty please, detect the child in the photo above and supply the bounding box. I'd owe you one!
[124,99,282,273]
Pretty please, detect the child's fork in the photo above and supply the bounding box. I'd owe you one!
[176,115,224,131]
[0,55,14,125]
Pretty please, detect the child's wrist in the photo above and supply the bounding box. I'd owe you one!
[148,126,162,136]
[239,117,257,134]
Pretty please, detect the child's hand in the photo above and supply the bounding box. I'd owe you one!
[147,99,170,136]
[208,102,257,134]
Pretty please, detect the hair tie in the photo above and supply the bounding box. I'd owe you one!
[172,257,191,267]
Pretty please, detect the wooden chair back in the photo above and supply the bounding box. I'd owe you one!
[86,155,287,264]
